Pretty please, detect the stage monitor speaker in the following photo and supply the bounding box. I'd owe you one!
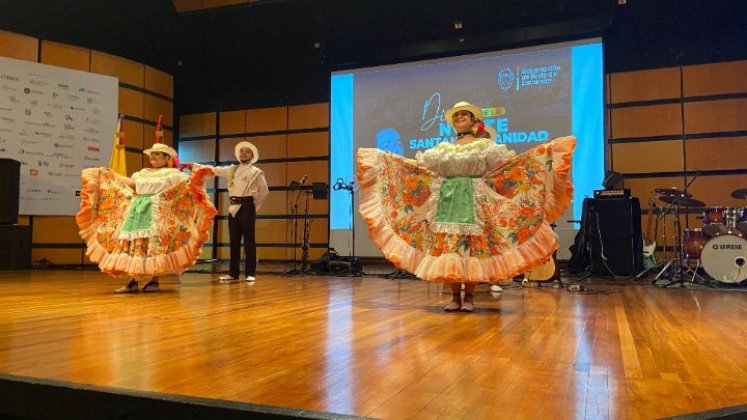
[0,159,20,225]
[0,225,30,270]
[584,197,643,276]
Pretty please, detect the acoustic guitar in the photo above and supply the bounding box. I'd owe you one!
[524,252,557,282]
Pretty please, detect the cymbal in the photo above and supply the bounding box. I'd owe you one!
[655,188,692,197]
[659,195,706,207]
[731,188,747,199]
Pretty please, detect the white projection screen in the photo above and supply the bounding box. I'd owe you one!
[330,38,604,260]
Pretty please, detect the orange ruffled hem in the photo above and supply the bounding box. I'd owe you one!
[76,167,217,278]
[357,136,576,283]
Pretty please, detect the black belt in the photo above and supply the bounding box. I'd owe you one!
[230,196,254,205]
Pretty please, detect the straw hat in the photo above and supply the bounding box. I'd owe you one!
[444,101,484,126]
[234,141,259,163]
[143,143,177,158]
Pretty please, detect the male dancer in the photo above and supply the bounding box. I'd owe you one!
[193,141,268,282]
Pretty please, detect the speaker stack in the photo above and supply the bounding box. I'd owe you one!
[0,159,30,270]
[583,197,643,276]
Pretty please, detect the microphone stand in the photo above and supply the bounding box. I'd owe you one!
[284,175,307,275]
[333,178,363,276]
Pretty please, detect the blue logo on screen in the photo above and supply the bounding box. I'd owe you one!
[497,68,514,91]
[376,128,404,155]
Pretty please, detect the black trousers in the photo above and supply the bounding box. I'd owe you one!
[228,201,256,278]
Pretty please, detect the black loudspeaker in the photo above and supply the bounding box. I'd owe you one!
[584,197,643,276]
[0,159,20,225]
[0,225,30,270]
[329,258,363,275]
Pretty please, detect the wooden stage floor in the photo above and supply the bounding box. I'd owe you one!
[0,269,746,419]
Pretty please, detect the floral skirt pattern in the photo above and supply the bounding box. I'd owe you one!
[357,136,576,283]
[76,168,217,279]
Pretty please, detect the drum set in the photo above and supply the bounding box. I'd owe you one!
[645,186,747,286]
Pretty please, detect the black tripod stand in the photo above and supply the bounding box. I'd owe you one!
[644,174,710,288]
[333,178,363,276]
[297,190,315,276]
[284,175,310,276]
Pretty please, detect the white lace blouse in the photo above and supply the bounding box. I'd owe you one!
[415,138,515,177]
[131,168,189,195]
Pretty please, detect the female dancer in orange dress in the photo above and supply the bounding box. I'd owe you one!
[357,102,575,312]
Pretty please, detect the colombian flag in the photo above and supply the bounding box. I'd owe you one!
[109,114,127,176]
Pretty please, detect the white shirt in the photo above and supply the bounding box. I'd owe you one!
[415,138,515,177]
[195,162,269,217]
[132,168,189,194]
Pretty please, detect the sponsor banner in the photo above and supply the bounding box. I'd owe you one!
[0,56,118,215]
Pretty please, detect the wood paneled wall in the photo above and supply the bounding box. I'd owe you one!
[0,30,173,265]
[178,104,329,262]
[608,59,747,257]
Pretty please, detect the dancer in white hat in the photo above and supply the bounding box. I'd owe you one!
[357,101,576,312]
[191,141,268,282]
[77,142,217,293]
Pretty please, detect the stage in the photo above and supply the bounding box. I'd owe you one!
[0,269,746,419]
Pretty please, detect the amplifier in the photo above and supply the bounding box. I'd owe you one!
[594,189,631,199]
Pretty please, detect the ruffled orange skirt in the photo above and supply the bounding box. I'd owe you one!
[76,168,217,279]
[357,136,575,283]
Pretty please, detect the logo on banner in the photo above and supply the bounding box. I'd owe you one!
[497,68,515,91]
[376,128,404,155]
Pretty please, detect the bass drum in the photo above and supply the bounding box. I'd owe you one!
[701,234,747,283]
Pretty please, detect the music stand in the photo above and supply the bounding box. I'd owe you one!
[287,182,329,276]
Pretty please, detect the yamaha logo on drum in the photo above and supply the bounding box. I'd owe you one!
[714,243,742,250]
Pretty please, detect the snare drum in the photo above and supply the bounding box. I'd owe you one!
[683,228,708,261]
[701,234,747,283]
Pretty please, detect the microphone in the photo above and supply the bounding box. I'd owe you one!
[299,174,308,186]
